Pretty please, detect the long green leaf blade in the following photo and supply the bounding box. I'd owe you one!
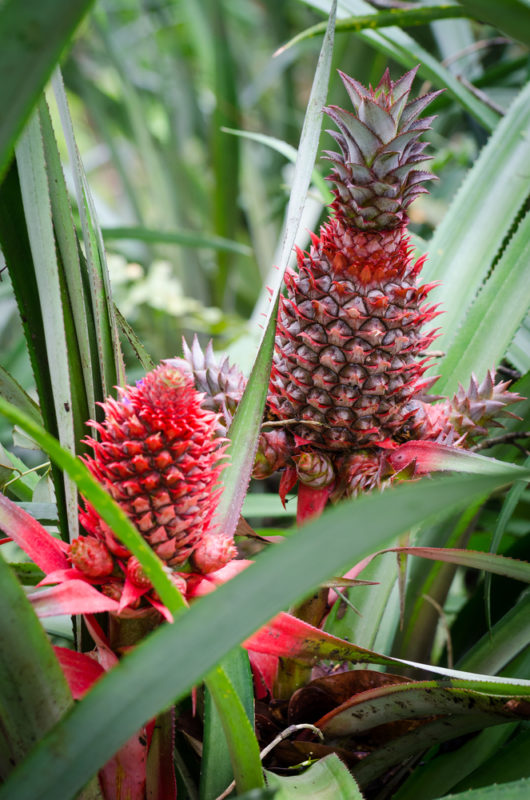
[422,81,530,362]
[1,466,528,800]
[435,210,530,395]
[280,5,468,52]
[303,0,499,131]
[0,551,72,779]
[15,110,78,538]
[213,2,337,541]
[0,0,94,180]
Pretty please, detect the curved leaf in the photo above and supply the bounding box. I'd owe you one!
[1,467,529,800]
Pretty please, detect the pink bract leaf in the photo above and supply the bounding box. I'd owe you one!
[99,728,148,800]
[248,651,279,699]
[53,646,105,700]
[244,611,394,668]
[0,494,69,573]
[118,575,150,614]
[29,580,120,617]
[386,440,518,476]
[297,483,333,524]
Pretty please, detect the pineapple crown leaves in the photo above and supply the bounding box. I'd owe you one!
[179,335,247,434]
[447,370,524,438]
[323,66,443,229]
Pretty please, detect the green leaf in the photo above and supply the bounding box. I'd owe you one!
[1,467,528,800]
[440,777,530,799]
[15,108,78,538]
[51,69,125,396]
[221,128,333,205]
[279,5,468,52]
[0,550,72,780]
[0,162,67,524]
[302,0,499,131]
[458,592,530,676]
[266,754,364,798]
[213,2,337,543]
[39,98,97,424]
[0,365,41,424]
[102,226,252,257]
[455,0,530,47]
[205,657,264,796]
[422,81,530,365]
[392,723,516,800]
[435,211,530,396]
[201,648,258,799]
[0,0,94,181]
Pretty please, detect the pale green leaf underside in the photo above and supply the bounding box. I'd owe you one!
[266,754,364,798]
[434,204,530,395]
[423,81,530,365]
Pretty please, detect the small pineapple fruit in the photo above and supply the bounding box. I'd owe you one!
[268,67,441,451]
[79,362,229,570]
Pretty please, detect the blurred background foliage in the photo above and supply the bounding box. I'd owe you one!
[1,0,528,391]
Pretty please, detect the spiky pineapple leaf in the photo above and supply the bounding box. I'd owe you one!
[438,777,530,799]
[265,754,364,798]
[458,591,530,677]
[204,657,264,796]
[302,0,499,131]
[422,81,530,364]
[15,109,78,540]
[0,0,94,180]
[39,98,97,424]
[435,210,530,396]
[51,69,125,396]
[213,2,337,544]
[391,724,516,800]
[1,464,529,800]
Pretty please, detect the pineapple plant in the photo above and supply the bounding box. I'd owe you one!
[74,361,235,598]
[182,67,521,503]
[268,68,441,457]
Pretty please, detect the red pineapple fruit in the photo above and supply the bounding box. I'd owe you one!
[268,67,441,454]
[78,361,233,572]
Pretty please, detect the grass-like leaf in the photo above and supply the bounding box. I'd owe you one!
[102,226,252,257]
[266,754,364,798]
[15,109,78,539]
